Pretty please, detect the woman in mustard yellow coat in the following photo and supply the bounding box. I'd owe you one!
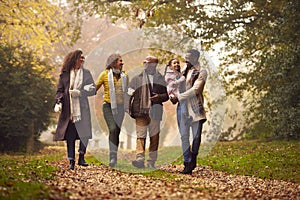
[96,54,128,167]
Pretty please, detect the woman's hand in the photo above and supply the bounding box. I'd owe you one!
[54,103,62,113]
[69,89,81,97]
[150,93,160,103]
[83,84,95,92]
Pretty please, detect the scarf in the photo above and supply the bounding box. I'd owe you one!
[69,68,83,122]
[108,69,127,115]
[139,71,151,114]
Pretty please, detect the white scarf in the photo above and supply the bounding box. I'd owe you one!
[70,68,83,122]
[108,69,127,115]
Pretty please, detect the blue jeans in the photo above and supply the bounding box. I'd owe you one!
[177,103,203,162]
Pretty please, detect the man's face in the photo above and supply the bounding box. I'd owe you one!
[185,53,196,66]
[144,62,157,75]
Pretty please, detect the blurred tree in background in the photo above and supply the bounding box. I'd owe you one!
[0,44,55,152]
[71,0,300,140]
[0,0,298,154]
[0,0,81,58]
[0,0,82,151]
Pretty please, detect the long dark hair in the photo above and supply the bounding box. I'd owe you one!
[61,49,83,72]
[106,53,121,69]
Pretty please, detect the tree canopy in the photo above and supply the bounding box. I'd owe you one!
[0,0,81,59]
[72,0,300,139]
[0,0,83,151]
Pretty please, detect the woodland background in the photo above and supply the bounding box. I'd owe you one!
[0,0,299,152]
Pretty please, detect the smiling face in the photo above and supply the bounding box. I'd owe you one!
[185,50,200,66]
[114,56,123,71]
[170,59,180,72]
[75,54,85,69]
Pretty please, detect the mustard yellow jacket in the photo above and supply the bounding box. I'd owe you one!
[96,69,128,104]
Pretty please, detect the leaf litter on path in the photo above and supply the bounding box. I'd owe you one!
[45,159,300,199]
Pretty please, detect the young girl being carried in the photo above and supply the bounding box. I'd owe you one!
[164,58,188,116]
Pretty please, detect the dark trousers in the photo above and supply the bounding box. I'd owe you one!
[66,138,89,160]
[102,103,124,159]
[65,122,89,160]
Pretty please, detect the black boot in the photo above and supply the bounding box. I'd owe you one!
[69,160,75,170]
[78,154,88,166]
[109,152,117,167]
[191,153,197,170]
[180,162,193,174]
[109,157,117,167]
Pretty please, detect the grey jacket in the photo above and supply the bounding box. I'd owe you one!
[55,68,96,141]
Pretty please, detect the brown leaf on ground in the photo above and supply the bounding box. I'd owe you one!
[44,159,300,200]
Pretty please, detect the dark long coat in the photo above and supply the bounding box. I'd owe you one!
[54,68,96,141]
[127,71,169,120]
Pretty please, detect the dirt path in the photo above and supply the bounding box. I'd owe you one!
[45,159,300,199]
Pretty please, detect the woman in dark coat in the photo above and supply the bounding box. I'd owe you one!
[54,49,96,170]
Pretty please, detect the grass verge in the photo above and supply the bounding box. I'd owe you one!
[0,146,64,199]
[196,140,299,183]
[88,140,299,183]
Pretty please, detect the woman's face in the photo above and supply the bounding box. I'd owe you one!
[75,54,85,69]
[114,57,123,71]
[170,59,180,72]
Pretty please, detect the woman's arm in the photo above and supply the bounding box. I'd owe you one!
[55,74,65,104]
[81,70,96,97]
[95,71,105,92]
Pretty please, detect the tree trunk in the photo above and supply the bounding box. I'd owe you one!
[26,120,35,153]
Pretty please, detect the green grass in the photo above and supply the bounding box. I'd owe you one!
[0,147,64,200]
[87,146,182,174]
[196,140,300,183]
[88,140,299,182]
[87,152,179,181]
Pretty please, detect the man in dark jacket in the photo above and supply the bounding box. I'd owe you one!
[127,56,168,169]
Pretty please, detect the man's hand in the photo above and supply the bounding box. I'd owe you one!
[150,93,160,103]
[170,96,178,104]
[127,87,135,96]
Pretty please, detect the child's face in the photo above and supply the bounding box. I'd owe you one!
[170,59,180,71]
